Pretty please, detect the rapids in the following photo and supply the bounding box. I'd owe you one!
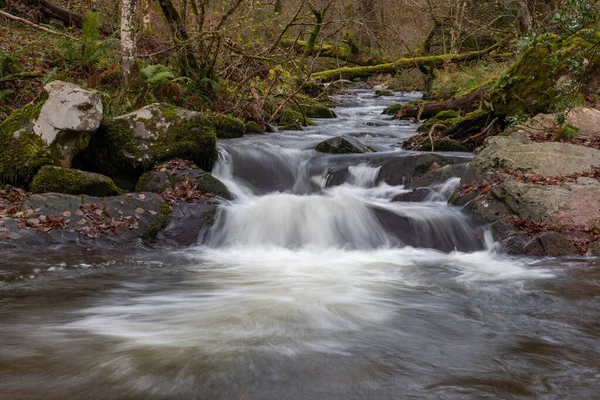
[1,90,600,400]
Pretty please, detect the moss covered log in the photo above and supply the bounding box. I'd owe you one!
[281,39,389,66]
[311,42,504,82]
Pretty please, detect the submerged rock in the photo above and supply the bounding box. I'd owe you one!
[31,166,120,197]
[74,103,218,181]
[0,80,104,185]
[315,135,371,154]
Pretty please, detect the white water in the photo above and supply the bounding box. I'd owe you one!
[58,90,554,376]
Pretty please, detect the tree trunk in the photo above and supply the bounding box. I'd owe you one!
[304,3,327,58]
[311,42,505,82]
[392,90,486,120]
[121,0,138,87]
[156,0,200,78]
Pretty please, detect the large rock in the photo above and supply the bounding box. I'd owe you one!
[31,166,120,197]
[315,135,371,154]
[0,81,103,185]
[74,103,218,182]
[452,128,600,256]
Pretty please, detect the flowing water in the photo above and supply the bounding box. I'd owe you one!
[1,90,600,399]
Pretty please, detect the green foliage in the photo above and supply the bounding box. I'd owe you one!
[430,60,507,100]
[553,0,600,33]
[505,112,531,127]
[555,124,579,142]
[55,12,117,72]
[141,64,180,86]
[0,50,20,78]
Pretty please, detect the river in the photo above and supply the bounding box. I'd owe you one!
[1,90,600,399]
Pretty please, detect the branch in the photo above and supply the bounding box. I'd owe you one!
[0,9,78,40]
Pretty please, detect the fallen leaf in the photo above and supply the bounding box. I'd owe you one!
[135,208,145,214]
[62,211,72,217]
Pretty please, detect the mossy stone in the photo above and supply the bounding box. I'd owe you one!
[299,99,337,119]
[417,110,461,133]
[75,104,218,179]
[431,139,470,152]
[245,121,261,134]
[382,104,403,115]
[277,109,315,127]
[375,90,394,96]
[31,166,121,196]
[0,91,54,186]
[196,173,232,200]
[315,136,369,154]
[209,115,245,138]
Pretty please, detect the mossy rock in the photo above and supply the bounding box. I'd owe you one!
[209,115,245,139]
[245,121,262,134]
[375,90,394,96]
[276,109,315,128]
[417,110,461,133]
[0,92,52,186]
[315,135,370,154]
[382,104,403,115]
[196,173,232,199]
[74,103,218,180]
[31,166,120,196]
[491,31,600,117]
[299,98,337,119]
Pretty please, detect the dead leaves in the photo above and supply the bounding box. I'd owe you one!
[19,214,69,233]
[160,177,216,203]
[0,187,27,217]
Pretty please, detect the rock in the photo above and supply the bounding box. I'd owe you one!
[209,115,245,139]
[377,153,470,186]
[0,81,103,185]
[375,90,394,97]
[382,104,403,115]
[20,193,82,216]
[276,109,314,129]
[300,99,337,119]
[410,164,467,189]
[157,200,219,246]
[73,103,218,181]
[523,232,579,257]
[511,107,600,140]
[469,135,600,177]
[452,128,600,256]
[31,166,120,197]
[392,188,432,202]
[244,121,262,134]
[135,160,232,200]
[315,135,371,154]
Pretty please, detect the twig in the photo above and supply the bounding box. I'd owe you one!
[0,9,78,40]
[0,72,42,84]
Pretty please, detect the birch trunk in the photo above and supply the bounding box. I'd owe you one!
[121,0,138,86]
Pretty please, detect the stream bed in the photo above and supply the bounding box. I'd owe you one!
[1,90,600,399]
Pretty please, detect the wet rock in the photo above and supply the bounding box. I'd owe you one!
[410,164,467,189]
[157,200,219,246]
[315,135,371,154]
[377,153,470,186]
[31,166,120,197]
[0,80,103,185]
[136,160,232,200]
[392,188,431,202]
[375,90,394,97]
[452,125,600,256]
[74,103,218,180]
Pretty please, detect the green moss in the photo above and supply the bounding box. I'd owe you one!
[382,104,403,115]
[491,31,600,117]
[30,166,121,196]
[135,172,153,192]
[141,223,160,241]
[432,139,470,152]
[417,110,460,133]
[375,90,394,96]
[555,124,579,141]
[209,115,245,139]
[245,121,261,134]
[159,203,171,225]
[367,146,377,152]
[299,98,337,119]
[196,173,232,200]
[0,91,52,186]
[203,207,217,226]
[315,138,363,154]
[277,109,315,127]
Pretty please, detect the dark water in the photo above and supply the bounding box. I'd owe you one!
[1,91,600,400]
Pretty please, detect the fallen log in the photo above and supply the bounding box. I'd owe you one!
[311,42,504,82]
[281,39,389,66]
[392,90,486,120]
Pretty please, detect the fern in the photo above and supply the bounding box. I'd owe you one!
[0,50,20,79]
[55,12,117,72]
